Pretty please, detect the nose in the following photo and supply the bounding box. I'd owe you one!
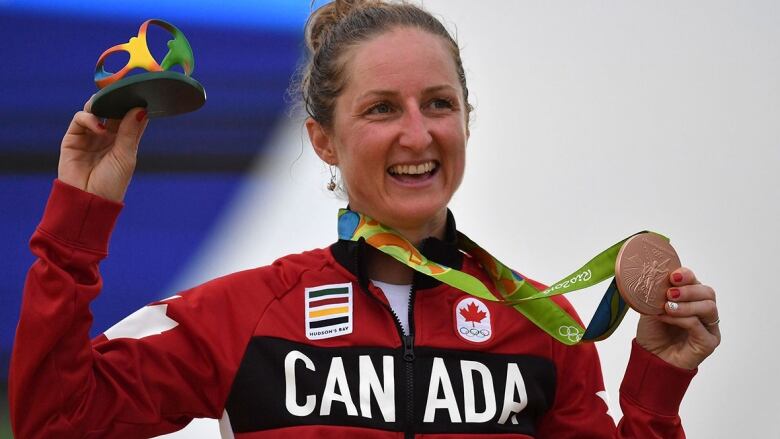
[398,105,433,151]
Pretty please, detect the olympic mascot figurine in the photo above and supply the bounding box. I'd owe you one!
[90,19,206,119]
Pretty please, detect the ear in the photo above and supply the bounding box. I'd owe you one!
[306,117,338,165]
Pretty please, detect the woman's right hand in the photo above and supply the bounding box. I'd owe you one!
[58,97,149,202]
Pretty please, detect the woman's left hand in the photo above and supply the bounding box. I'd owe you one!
[636,267,721,370]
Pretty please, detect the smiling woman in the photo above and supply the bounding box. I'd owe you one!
[306,26,468,249]
[9,0,720,438]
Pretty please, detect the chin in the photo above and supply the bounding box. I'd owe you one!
[380,198,449,231]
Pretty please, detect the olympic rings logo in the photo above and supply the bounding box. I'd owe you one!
[459,326,491,337]
[558,325,582,343]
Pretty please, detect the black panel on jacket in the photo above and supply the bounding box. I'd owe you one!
[224,337,556,435]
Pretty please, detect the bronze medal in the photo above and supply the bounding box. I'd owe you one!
[614,233,681,315]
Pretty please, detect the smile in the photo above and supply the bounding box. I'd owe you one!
[387,161,439,177]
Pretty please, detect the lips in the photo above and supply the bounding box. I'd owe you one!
[387,161,439,180]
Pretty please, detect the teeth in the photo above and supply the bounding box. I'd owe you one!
[389,161,436,175]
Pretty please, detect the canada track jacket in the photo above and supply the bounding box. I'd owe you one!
[10,180,696,438]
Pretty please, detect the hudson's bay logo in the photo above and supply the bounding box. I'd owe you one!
[305,283,353,340]
[454,297,492,343]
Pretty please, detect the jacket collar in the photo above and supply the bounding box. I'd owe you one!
[330,209,464,291]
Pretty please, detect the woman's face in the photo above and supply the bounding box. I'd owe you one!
[309,27,468,235]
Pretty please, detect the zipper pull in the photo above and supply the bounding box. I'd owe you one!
[403,335,415,362]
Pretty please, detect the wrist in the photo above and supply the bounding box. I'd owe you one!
[40,180,124,253]
[636,341,700,370]
[621,339,697,415]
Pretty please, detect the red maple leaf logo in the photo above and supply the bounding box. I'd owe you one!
[459,302,487,328]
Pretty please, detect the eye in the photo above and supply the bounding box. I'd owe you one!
[367,102,393,115]
[429,98,455,111]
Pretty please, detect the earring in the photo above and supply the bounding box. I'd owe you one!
[327,165,337,191]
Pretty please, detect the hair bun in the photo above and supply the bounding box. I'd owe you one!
[305,0,379,54]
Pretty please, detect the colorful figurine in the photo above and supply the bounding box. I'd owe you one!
[91,19,205,119]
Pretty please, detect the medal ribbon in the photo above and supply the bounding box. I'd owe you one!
[338,209,667,345]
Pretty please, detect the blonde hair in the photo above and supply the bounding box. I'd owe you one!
[295,0,472,127]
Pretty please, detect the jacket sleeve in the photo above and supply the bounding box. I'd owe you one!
[9,180,276,438]
[536,312,697,438]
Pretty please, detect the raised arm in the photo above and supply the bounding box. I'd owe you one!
[9,104,270,437]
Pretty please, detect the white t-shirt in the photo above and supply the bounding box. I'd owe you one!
[371,280,412,335]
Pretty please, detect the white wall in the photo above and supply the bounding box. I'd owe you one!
[162,1,780,437]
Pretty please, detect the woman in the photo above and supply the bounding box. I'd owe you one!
[10,1,720,437]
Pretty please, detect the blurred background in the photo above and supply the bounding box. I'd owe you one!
[2,1,778,437]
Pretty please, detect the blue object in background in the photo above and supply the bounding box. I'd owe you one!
[0,3,310,381]
[1,0,323,31]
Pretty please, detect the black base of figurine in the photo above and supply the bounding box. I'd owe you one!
[91,71,206,119]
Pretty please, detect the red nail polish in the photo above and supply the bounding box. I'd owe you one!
[669,288,680,299]
[673,273,683,282]
[97,122,106,130]
[136,110,147,122]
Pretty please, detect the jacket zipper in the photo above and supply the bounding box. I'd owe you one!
[402,284,416,439]
[353,249,417,438]
[373,284,416,439]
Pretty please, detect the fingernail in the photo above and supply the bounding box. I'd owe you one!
[667,301,679,311]
[97,122,106,130]
[669,288,680,299]
[136,110,147,122]
[672,272,683,283]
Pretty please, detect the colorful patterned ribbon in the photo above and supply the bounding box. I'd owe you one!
[338,209,667,345]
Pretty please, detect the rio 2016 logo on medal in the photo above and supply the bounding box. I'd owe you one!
[454,297,492,343]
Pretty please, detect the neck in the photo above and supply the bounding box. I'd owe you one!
[360,209,448,285]
[382,210,448,247]
[366,247,414,284]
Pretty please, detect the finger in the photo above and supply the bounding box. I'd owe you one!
[655,314,720,347]
[667,283,716,302]
[67,111,106,136]
[135,116,149,144]
[104,118,122,133]
[670,266,700,286]
[113,108,148,159]
[82,95,113,132]
[83,95,128,132]
[665,299,717,321]
[83,95,96,113]
[106,104,149,132]
[665,298,720,335]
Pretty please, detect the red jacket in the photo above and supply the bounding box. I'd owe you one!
[10,180,696,438]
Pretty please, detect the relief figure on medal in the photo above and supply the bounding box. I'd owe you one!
[636,257,670,304]
[622,255,666,307]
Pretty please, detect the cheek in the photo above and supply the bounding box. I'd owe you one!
[451,152,466,188]
[336,143,385,195]
[444,133,467,189]
[341,130,389,171]
[338,128,392,172]
[439,127,467,166]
